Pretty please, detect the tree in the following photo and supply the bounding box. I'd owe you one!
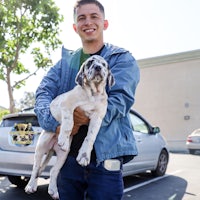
[0,0,63,113]
[0,108,9,121]
[16,91,35,110]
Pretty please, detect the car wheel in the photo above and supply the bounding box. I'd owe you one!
[151,149,169,177]
[7,175,30,189]
[189,149,196,154]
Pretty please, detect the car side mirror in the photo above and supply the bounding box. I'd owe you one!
[152,127,160,134]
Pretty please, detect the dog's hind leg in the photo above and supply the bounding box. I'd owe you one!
[25,131,55,194]
[48,137,72,200]
[38,149,54,175]
[25,147,45,193]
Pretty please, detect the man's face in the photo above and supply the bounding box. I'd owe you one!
[73,4,108,44]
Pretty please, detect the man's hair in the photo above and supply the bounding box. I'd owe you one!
[73,0,105,19]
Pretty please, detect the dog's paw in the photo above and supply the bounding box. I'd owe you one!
[76,152,90,166]
[25,183,37,194]
[58,141,70,151]
[77,140,92,166]
[58,134,70,151]
[48,185,59,199]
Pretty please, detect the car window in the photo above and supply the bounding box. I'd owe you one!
[2,116,39,127]
[129,113,149,134]
[193,129,200,135]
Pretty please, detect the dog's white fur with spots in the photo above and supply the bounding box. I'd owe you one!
[25,55,115,199]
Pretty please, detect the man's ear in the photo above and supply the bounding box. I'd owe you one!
[104,20,109,30]
[73,24,77,33]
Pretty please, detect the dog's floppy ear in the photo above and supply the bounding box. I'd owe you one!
[107,70,115,88]
[75,63,85,86]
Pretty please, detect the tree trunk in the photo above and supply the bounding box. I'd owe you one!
[7,69,15,113]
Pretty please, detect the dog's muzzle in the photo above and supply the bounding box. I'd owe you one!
[94,65,101,72]
[88,65,105,82]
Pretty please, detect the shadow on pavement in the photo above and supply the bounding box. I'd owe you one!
[1,174,189,200]
[123,174,188,200]
[0,176,51,200]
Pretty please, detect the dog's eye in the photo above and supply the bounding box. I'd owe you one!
[86,60,94,69]
[102,62,106,67]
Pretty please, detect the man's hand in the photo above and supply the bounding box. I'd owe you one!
[55,107,89,136]
[55,126,60,137]
[72,107,89,135]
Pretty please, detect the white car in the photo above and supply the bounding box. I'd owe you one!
[0,109,169,188]
[186,128,200,154]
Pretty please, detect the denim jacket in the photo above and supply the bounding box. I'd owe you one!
[34,43,140,163]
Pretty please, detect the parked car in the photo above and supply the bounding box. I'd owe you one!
[186,128,200,154]
[0,109,169,188]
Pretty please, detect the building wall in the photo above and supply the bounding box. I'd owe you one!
[134,50,200,151]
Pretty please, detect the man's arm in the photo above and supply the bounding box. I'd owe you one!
[34,61,62,132]
[102,53,140,126]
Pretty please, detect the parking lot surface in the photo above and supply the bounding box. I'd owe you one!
[0,152,200,200]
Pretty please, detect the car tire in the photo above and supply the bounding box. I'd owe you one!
[7,175,30,189]
[188,149,196,154]
[151,149,169,177]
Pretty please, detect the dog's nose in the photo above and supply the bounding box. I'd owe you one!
[95,65,101,71]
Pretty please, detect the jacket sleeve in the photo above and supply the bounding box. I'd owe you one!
[34,61,62,132]
[101,52,140,126]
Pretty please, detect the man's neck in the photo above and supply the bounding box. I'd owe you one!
[82,41,104,55]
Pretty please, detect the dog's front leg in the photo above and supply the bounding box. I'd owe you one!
[48,136,72,200]
[58,109,74,151]
[77,113,102,166]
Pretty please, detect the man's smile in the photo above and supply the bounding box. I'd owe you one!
[83,28,96,33]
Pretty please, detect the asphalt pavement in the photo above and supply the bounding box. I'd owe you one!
[0,152,200,200]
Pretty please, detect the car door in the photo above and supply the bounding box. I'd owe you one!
[127,112,159,172]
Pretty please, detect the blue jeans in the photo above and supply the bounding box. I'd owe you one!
[57,156,124,200]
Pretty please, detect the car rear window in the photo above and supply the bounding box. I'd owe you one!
[1,116,40,127]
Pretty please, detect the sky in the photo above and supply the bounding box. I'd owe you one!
[1,0,200,109]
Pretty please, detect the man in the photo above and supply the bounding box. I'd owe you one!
[34,0,140,199]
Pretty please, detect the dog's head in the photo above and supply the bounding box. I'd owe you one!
[14,123,32,131]
[75,55,115,91]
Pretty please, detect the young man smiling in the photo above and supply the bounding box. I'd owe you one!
[34,0,140,199]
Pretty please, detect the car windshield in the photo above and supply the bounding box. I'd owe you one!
[1,116,39,127]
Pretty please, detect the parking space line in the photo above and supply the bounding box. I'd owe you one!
[124,170,183,193]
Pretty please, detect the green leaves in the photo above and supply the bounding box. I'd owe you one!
[0,0,63,112]
[0,0,63,69]
[31,47,52,68]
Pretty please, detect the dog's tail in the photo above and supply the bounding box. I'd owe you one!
[37,150,54,177]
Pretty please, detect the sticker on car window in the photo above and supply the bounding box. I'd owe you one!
[9,123,38,146]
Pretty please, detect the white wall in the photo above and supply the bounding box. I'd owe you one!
[134,50,200,151]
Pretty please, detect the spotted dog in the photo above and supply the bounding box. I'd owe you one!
[25,55,115,199]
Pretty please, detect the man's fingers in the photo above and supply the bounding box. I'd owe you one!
[71,125,80,135]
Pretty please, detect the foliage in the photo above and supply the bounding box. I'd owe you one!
[0,109,9,121]
[16,91,35,110]
[0,0,63,113]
